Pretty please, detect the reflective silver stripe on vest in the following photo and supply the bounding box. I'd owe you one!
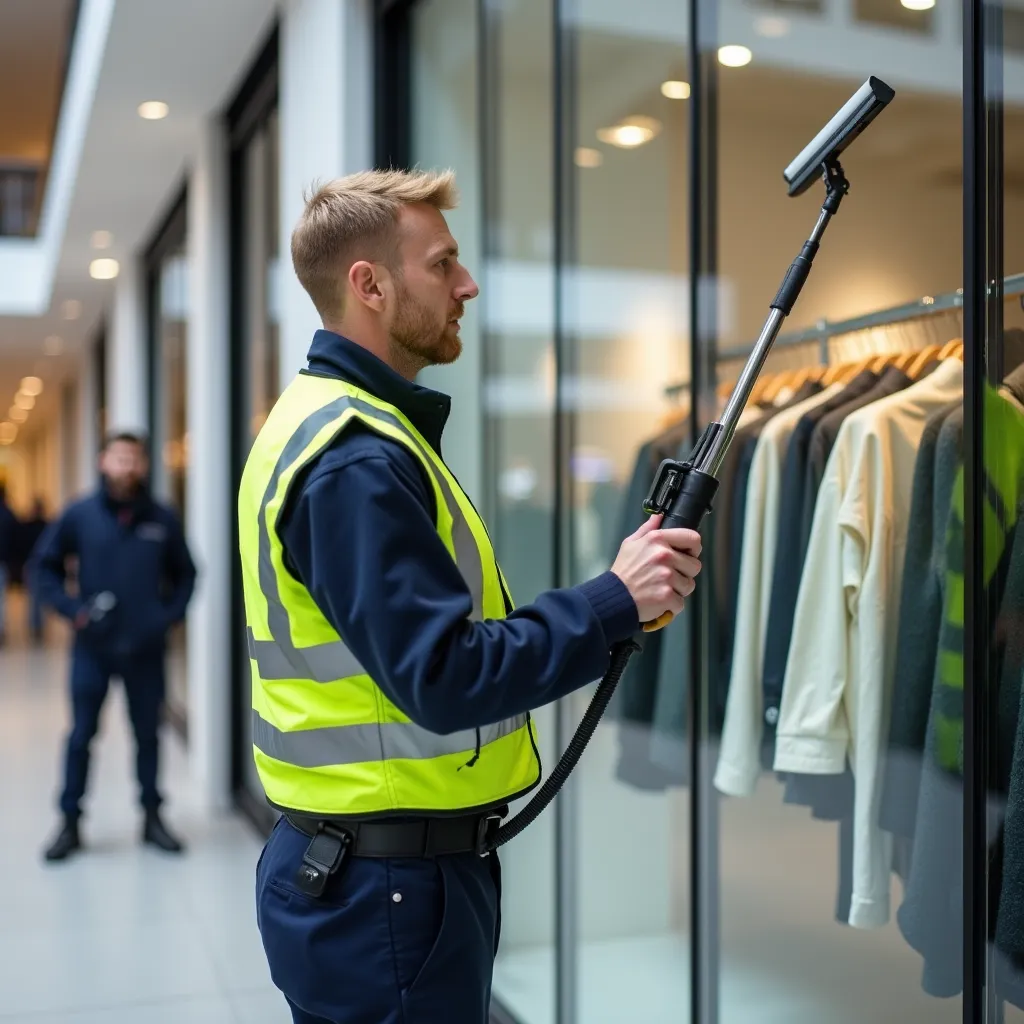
[252,709,529,768]
[254,389,489,689]
[247,627,366,681]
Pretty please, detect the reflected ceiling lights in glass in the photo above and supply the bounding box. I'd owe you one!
[661,80,691,100]
[9,407,27,423]
[755,15,790,36]
[20,376,43,396]
[596,115,662,149]
[575,147,604,168]
[718,44,753,67]
[0,423,17,445]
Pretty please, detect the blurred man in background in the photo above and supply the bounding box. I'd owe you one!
[0,485,16,646]
[32,432,197,862]
[19,497,49,642]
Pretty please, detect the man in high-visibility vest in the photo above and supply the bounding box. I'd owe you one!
[239,169,703,1024]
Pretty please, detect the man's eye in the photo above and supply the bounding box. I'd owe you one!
[439,258,450,268]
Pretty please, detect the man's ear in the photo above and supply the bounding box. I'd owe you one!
[348,260,391,313]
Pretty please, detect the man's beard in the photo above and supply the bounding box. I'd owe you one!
[390,283,463,369]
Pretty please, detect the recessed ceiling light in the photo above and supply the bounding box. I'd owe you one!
[9,407,27,424]
[61,299,81,320]
[901,0,934,8]
[718,44,753,67]
[755,15,790,36]
[661,80,691,100]
[91,230,113,249]
[43,335,63,356]
[596,115,662,149]
[574,147,603,168]
[20,377,43,397]
[14,393,35,411]
[90,258,120,280]
[0,423,17,445]
[138,101,169,120]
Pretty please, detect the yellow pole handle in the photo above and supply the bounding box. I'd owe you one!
[642,609,675,633]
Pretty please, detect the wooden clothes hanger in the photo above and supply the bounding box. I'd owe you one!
[906,344,941,379]
[939,338,963,360]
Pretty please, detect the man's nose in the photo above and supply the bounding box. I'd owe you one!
[455,269,479,302]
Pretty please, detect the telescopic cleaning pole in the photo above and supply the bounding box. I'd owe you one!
[485,75,895,854]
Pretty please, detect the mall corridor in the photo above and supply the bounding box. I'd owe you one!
[0,600,284,1023]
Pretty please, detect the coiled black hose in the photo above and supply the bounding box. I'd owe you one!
[488,637,641,851]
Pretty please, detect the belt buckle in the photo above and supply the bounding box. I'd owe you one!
[475,815,501,857]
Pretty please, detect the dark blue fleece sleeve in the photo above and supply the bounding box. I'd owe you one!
[30,511,83,621]
[160,508,197,625]
[279,437,638,734]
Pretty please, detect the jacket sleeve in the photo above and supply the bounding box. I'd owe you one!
[279,443,639,735]
[161,511,197,625]
[29,513,83,621]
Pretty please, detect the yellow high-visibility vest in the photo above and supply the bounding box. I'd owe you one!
[238,371,541,817]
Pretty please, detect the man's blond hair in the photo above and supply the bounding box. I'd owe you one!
[291,168,458,321]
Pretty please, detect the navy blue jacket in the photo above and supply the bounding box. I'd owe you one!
[0,499,17,566]
[277,331,639,735]
[32,486,196,659]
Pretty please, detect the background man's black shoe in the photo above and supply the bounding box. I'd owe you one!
[143,813,185,854]
[43,820,81,862]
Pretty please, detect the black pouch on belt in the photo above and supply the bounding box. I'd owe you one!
[294,825,352,898]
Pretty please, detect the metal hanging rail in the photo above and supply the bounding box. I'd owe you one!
[663,272,1024,398]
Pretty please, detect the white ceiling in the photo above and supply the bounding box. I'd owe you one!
[0,0,277,442]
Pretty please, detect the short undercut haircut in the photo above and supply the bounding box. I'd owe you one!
[103,430,148,455]
[291,168,459,321]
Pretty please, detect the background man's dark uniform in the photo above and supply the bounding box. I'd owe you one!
[33,480,196,842]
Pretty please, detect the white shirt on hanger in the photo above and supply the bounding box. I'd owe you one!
[773,358,964,929]
[715,382,845,798]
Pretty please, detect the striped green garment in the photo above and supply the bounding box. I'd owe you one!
[933,383,1024,774]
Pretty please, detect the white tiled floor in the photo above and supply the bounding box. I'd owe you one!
[0,597,289,1023]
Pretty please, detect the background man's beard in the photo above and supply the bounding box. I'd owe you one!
[390,291,463,367]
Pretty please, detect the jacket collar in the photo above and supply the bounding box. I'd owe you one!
[304,330,452,452]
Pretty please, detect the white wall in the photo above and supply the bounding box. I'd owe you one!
[106,258,148,434]
[278,0,372,381]
[185,119,232,812]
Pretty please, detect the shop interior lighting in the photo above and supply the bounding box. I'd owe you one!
[43,336,63,356]
[718,44,753,67]
[9,408,27,424]
[138,101,169,120]
[14,392,35,411]
[20,377,43,396]
[596,115,662,149]
[90,258,120,280]
[660,80,691,100]
[901,0,935,9]
[61,300,81,321]
[0,423,17,445]
[575,147,603,168]
[91,230,113,249]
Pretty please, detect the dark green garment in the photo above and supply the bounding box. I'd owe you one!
[879,401,962,840]
[898,385,1024,999]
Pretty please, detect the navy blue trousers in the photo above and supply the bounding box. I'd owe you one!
[59,645,165,818]
[256,818,502,1024]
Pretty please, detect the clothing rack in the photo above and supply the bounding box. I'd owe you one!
[663,271,1024,398]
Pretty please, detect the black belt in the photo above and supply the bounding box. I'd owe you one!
[284,810,504,862]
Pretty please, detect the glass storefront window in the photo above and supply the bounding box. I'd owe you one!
[410,1,560,1018]
[235,98,282,807]
[392,0,1024,1017]
[149,215,189,729]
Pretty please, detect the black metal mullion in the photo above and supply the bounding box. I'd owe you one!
[553,2,580,1022]
[688,0,720,1017]
[963,0,988,1012]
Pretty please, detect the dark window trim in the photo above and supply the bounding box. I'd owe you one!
[225,18,280,823]
[141,184,189,739]
[374,0,414,169]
